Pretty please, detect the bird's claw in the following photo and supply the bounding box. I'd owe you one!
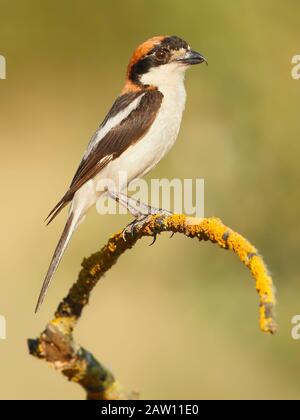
[122,210,171,243]
[122,214,152,241]
[117,193,173,243]
[149,233,157,246]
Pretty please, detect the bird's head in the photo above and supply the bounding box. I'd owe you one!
[123,35,207,93]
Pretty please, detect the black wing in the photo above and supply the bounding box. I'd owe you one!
[46,89,163,224]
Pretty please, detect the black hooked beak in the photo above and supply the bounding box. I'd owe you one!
[177,50,208,65]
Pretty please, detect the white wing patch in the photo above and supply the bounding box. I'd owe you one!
[84,93,146,158]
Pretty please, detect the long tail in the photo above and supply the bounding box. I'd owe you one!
[35,211,79,313]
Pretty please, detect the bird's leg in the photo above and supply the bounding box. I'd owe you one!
[108,190,172,241]
[109,190,172,217]
[108,190,145,218]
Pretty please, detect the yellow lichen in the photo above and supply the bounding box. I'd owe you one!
[51,316,77,334]
[30,213,277,401]
[89,263,101,277]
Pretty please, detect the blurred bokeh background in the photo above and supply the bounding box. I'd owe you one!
[0,0,300,400]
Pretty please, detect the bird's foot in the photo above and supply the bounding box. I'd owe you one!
[122,214,152,240]
[108,190,172,242]
[122,208,172,243]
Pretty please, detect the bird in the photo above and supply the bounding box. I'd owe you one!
[35,35,207,313]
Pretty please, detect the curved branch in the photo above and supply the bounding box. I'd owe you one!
[28,214,277,400]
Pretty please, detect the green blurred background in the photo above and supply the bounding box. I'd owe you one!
[0,0,300,400]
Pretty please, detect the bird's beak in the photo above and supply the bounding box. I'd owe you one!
[177,50,208,65]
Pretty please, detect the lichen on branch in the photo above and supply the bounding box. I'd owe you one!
[28,214,277,400]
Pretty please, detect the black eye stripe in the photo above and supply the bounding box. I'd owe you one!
[147,46,168,56]
[130,48,172,82]
[129,36,189,85]
[130,56,154,83]
[155,48,170,60]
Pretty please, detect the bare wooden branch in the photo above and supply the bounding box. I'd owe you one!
[28,214,277,400]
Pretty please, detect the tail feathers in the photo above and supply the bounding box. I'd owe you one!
[45,196,69,226]
[35,212,76,313]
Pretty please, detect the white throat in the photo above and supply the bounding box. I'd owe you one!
[140,62,187,95]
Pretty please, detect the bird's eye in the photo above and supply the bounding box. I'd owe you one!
[155,49,167,61]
